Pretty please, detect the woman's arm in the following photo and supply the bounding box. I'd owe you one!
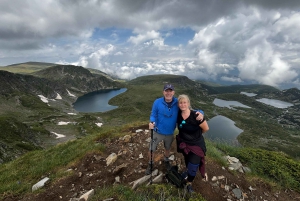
[200,120,209,133]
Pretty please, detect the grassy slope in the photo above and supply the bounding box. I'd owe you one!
[0,66,299,199]
[1,62,57,74]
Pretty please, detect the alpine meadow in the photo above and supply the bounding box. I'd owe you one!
[0,62,299,201]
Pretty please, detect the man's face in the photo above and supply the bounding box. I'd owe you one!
[163,89,175,102]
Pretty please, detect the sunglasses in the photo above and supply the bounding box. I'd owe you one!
[179,120,186,128]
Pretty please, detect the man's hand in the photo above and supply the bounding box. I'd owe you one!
[195,111,204,121]
[149,122,155,130]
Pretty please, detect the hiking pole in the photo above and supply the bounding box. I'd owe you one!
[150,123,154,185]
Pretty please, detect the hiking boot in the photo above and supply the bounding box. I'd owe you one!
[186,183,194,193]
[145,163,153,175]
[164,160,172,170]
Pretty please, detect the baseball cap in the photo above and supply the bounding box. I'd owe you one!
[163,84,174,91]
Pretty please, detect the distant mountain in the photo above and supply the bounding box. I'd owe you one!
[0,65,124,163]
[7,61,56,67]
[1,68,299,164]
[0,70,66,99]
[199,83,280,95]
[1,62,120,81]
[1,62,57,74]
[33,65,122,94]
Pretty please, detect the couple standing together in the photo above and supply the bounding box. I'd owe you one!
[146,83,209,193]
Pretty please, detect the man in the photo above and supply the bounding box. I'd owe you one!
[145,83,204,175]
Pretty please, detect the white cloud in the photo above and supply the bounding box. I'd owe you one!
[238,40,297,86]
[1,0,300,89]
[221,76,242,83]
[128,30,160,45]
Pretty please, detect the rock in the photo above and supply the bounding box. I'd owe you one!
[32,177,50,192]
[113,163,128,174]
[227,156,239,164]
[79,189,94,201]
[228,161,243,171]
[147,172,164,184]
[115,176,120,183]
[106,153,117,166]
[130,169,158,189]
[122,135,131,142]
[232,188,242,199]
[211,176,218,181]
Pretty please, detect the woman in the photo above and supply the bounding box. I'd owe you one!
[176,94,209,193]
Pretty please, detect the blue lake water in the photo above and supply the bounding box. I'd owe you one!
[73,88,127,112]
[256,98,293,108]
[213,98,251,109]
[205,115,243,145]
[240,92,257,97]
[73,89,243,145]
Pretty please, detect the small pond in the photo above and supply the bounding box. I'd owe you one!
[256,98,293,109]
[213,98,251,109]
[205,115,243,145]
[240,92,257,97]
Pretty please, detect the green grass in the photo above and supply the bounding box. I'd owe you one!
[215,143,300,192]
[1,72,300,199]
[1,123,299,200]
[0,130,107,197]
[1,62,56,74]
[91,184,206,201]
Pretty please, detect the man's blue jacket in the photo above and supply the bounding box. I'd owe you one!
[150,97,178,135]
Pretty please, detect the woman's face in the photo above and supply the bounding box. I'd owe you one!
[178,98,190,111]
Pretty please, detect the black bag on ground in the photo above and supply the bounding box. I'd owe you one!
[165,165,185,188]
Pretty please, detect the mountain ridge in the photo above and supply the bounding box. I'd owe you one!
[0,64,300,200]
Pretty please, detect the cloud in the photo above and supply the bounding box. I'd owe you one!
[238,42,297,86]
[128,30,160,45]
[1,0,300,89]
[221,76,242,83]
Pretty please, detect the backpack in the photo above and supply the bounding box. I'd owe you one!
[165,165,185,188]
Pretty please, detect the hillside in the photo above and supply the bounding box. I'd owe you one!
[0,65,123,163]
[1,124,300,201]
[33,65,122,94]
[0,65,300,200]
[1,62,57,74]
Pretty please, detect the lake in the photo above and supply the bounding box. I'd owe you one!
[73,89,243,144]
[240,92,257,97]
[73,88,127,112]
[213,98,251,109]
[256,98,293,108]
[205,115,243,145]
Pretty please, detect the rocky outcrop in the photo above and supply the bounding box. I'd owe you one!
[27,128,292,201]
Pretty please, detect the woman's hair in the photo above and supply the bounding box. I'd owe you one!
[178,94,192,109]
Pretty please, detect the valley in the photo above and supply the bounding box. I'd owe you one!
[0,63,300,163]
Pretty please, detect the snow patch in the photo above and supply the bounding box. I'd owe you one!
[51,132,66,138]
[95,123,103,127]
[67,89,76,97]
[38,95,48,103]
[58,121,70,125]
[55,93,62,99]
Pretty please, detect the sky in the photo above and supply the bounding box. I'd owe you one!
[1,0,300,89]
